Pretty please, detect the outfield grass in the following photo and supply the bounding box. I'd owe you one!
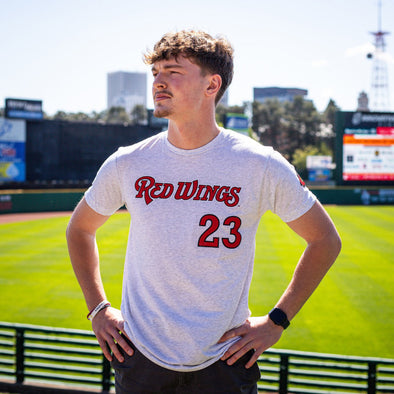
[0,206,393,358]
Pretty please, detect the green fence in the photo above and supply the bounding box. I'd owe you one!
[0,186,394,215]
[0,322,393,394]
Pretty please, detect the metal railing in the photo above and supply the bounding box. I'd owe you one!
[0,322,111,393]
[0,322,393,393]
[257,348,394,393]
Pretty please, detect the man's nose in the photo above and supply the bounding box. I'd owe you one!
[153,73,167,89]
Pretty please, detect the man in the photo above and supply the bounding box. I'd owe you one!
[66,30,341,393]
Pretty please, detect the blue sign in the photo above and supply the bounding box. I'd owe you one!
[0,117,26,182]
[225,113,249,135]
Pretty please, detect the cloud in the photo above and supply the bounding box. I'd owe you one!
[379,52,394,65]
[347,42,394,64]
[311,59,328,68]
[345,42,375,57]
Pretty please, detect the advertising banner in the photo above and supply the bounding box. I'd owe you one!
[0,117,26,182]
[5,98,43,120]
[224,113,250,136]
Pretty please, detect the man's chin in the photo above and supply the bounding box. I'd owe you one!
[153,109,168,118]
[153,107,171,119]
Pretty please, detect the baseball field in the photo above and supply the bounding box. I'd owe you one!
[0,205,392,359]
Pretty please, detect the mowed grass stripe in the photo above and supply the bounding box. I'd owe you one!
[251,212,341,353]
[294,275,382,356]
[326,207,393,356]
[250,216,294,316]
[331,206,393,250]
[250,207,393,357]
[339,205,393,228]
[0,216,90,329]
[324,207,393,356]
[96,212,129,303]
[330,207,393,295]
[0,206,393,357]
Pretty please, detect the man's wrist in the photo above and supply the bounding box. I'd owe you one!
[87,300,111,321]
[268,307,290,329]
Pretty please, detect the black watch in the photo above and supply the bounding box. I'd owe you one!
[269,308,290,329]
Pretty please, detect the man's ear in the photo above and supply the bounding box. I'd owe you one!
[206,74,222,99]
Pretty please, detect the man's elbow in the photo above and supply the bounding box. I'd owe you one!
[65,220,77,249]
[327,227,342,261]
[65,221,73,243]
[65,216,86,246]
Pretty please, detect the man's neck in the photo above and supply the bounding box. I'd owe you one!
[167,117,221,150]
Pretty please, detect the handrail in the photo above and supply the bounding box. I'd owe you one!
[0,322,393,393]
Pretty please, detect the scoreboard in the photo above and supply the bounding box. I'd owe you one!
[336,111,394,184]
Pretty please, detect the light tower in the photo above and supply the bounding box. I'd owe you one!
[367,0,390,111]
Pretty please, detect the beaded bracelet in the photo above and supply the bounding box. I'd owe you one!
[87,300,111,321]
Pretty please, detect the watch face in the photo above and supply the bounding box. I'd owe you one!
[269,308,290,329]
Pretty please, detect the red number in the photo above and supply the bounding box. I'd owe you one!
[222,216,242,249]
[198,215,242,249]
[198,214,220,248]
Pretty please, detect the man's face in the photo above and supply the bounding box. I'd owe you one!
[151,56,210,120]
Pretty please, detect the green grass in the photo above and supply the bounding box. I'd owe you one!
[0,206,393,358]
[249,206,394,358]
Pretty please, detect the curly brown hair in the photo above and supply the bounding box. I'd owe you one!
[144,30,234,105]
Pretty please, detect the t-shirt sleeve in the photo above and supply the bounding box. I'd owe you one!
[84,150,125,216]
[264,150,316,222]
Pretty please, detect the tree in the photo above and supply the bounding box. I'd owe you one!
[70,112,92,122]
[252,97,326,160]
[292,143,332,178]
[131,105,147,125]
[51,111,69,121]
[49,107,135,124]
[105,106,131,124]
[282,96,321,158]
[322,99,340,126]
[50,110,101,122]
[90,110,108,123]
[252,99,285,153]
[318,99,341,154]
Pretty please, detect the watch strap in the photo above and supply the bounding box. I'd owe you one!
[269,307,290,329]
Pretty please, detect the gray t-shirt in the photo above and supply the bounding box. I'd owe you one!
[85,128,316,371]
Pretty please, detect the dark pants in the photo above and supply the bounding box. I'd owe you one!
[111,340,260,394]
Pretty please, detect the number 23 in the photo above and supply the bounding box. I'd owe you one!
[198,214,242,249]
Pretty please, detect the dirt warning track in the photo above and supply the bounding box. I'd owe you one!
[0,211,72,224]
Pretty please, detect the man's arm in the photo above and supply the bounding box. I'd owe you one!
[66,198,133,362]
[219,200,341,368]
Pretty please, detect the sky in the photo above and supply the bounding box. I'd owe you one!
[1,0,394,116]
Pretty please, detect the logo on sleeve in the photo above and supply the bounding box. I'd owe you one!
[297,174,306,187]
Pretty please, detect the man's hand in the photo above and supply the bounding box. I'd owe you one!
[218,316,283,368]
[92,307,134,362]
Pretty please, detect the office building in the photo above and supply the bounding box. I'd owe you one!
[219,90,229,107]
[253,87,308,104]
[107,71,147,113]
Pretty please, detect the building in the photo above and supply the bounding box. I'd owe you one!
[107,71,147,113]
[357,91,370,112]
[253,87,308,104]
[219,90,229,107]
